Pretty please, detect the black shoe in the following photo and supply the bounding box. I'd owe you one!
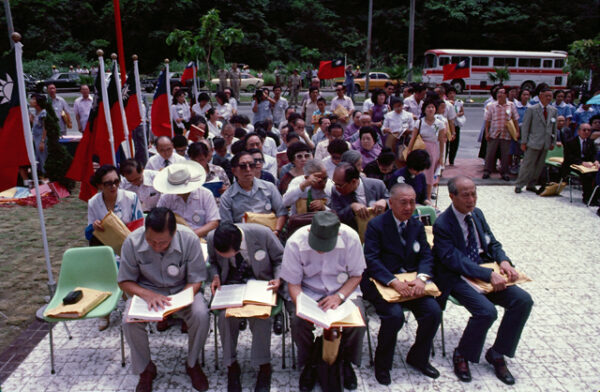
[156,316,170,332]
[273,313,283,336]
[374,366,391,385]
[255,363,271,392]
[239,319,247,331]
[482,173,490,179]
[299,364,316,392]
[406,357,440,379]
[596,207,600,217]
[514,186,522,194]
[453,349,472,382]
[485,350,515,385]
[343,361,357,390]
[526,185,538,193]
[227,361,242,392]
[502,174,510,181]
[136,361,157,392]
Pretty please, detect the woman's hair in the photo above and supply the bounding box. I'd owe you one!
[287,141,311,163]
[215,91,228,104]
[359,126,378,142]
[172,89,185,105]
[206,108,216,118]
[371,88,386,105]
[518,88,531,101]
[420,98,440,117]
[406,149,432,171]
[91,164,118,188]
[197,92,210,103]
[30,93,47,107]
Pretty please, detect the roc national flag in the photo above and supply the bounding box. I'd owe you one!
[181,61,196,85]
[151,69,172,138]
[0,48,29,191]
[318,58,345,80]
[123,70,142,132]
[443,58,470,81]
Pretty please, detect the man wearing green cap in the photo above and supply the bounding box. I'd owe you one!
[280,211,366,392]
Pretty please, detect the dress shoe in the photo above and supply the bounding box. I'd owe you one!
[136,361,157,392]
[156,316,170,332]
[374,366,391,385]
[255,363,272,392]
[526,185,538,193]
[186,362,209,391]
[502,174,510,181]
[298,364,317,392]
[273,313,283,335]
[97,315,110,331]
[227,361,242,392]
[485,350,515,385]
[239,319,247,331]
[482,173,490,179]
[343,361,357,390]
[181,320,188,334]
[406,357,440,379]
[453,349,472,382]
[596,207,600,217]
[514,186,522,193]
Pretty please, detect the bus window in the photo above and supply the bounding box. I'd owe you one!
[424,53,437,69]
[493,57,516,67]
[543,60,553,68]
[451,56,468,64]
[518,58,541,67]
[554,59,565,69]
[439,57,450,66]
[472,57,489,66]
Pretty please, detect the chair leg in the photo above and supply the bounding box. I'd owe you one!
[587,186,599,207]
[213,314,219,371]
[281,312,286,369]
[569,177,573,203]
[365,316,374,367]
[289,310,296,370]
[440,314,446,357]
[120,324,126,367]
[49,326,55,374]
[201,345,205,368]
[62,322,72,340]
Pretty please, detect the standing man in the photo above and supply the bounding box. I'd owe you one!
[301,87,320,126]
[344,65,356,101]
[207,222,284,392]
[289,69,301,106]
[218,68,229,92]
[433,176,533,385]
[280,211,366,392]
[362,184,441,384]
[271,85,288,128]
[514,88,557,193]
[228,63,242,101]
[330,85,354,126]
[145,136,187,171]
[47,84,71,136]
[119,207,210,392]
[404,84,426,121]
[73,84,93,133]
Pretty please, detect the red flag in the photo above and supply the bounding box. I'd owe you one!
[108,62,125,146]
[443,59,471,81]
[123,70,141,132]
[0,49,30,192]
[317,59,345,80]
[181,61,196,85]
[151,69,172,138]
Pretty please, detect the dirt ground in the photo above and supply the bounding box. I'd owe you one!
[0,189,87,352]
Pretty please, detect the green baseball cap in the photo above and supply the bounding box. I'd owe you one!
[308,211,341,252]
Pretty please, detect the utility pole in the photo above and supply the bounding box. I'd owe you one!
[364,0,373,98]
[407,0,415,82]
[3,0,15,48]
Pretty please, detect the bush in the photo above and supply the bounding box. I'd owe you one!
[262,72,275,86]
[43,101,74,190]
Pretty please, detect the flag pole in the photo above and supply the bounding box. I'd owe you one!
[192,61,198,102]
[133,54,149,162]
[112,0,126,86]
[111,53,131,158]
[164,58,174,138]
[12,33,55,294]
[97,49,117,166]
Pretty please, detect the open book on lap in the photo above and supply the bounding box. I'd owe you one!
[210,280,277,310]
[125,287,194,323]
[296,292,365,329]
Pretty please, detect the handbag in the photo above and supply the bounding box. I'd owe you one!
[402,119,426,160]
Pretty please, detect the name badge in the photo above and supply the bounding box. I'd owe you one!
[550,117,556,123]
[192,213,201,223]
[254,250,266,261]
[397,176,405,184]
[337,272,348,284]
[484,234,491,245]
[413,241,420,253]
[265,203,271,211]
[167,264,180,277]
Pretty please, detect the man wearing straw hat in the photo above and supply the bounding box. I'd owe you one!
[155,160,220,238]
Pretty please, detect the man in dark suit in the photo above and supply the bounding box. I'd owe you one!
[361,184,441,385]
[561,123,599,204]
[433,176,533,385]
[331,162,389,230]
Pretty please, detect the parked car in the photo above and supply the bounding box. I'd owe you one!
[334,71,395,92]
[24,73,37,92]
[210,73,264,92]
[34,72,82,92]
[141,72,205,93]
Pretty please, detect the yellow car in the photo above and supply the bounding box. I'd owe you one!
[334,72,395,92]
[211,73,264,92]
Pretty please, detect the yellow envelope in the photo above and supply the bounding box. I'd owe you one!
[225,304,272,319]
[505,120,518,141]
[370,272,441,303]
[243,212,278,231]
[44,287,111,319]
[355,207,380,243]
[295,198,328,214]
[93,211,131,255]
[463,262,532,294]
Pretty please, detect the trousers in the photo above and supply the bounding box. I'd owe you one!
[515,147,548,187]
[218,311,272,367]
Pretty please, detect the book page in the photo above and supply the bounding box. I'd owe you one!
[243,280,276,306]
[296,292,330,328]
[324,299,357,324]
[210,284,246,309]
[127,287,194,321]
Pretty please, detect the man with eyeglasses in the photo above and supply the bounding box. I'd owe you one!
[146,136,186,171]
[560,123,599,205]
[248,148,276,184]
[245,132,278,178]
[282,159,332,215]
[219,151,287,236]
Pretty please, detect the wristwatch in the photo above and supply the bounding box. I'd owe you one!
[336,292,346,302]
[417,274,428,283]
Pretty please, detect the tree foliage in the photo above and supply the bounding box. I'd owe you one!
[567,33,600,89]
[42,101,74,190]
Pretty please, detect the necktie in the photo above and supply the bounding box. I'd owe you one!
[464,215,481,264]
[543,107,547,120]
[398,221,407,246]
[163,159,170,168]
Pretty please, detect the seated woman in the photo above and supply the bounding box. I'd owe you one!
[352,126,382,169]
[191,92,212,120]
[188,141,231,198]
[172,90,191,135]
[364,147,397,184]
[215,91,233,122]
[386,149,431,205]
[86,164,144,330]
[282,159,332,215]
[278,142,313,194]
[206,108,223,139]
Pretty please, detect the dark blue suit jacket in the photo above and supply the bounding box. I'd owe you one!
[433,206,511,304]
[361,210,433,300]
[331,177,389,230]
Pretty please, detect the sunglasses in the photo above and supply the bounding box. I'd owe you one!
[102,179,120,188]
[295,153,312,160]
[254,158,265,164]
[237,162,257,170]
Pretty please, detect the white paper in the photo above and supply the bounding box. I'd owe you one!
[296,292,357,329]
[243,280,275,305]
[126,287,194,321]
[210,284,246,309]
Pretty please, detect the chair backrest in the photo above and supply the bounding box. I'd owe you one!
[56,246,119,292]
[545,144,563,159]
[414,205,437,225]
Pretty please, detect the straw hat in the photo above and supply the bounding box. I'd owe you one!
[152,161,206,194]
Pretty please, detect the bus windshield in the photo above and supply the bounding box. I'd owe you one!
[424,53,437,69]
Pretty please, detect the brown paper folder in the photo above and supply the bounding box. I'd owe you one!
[505,120,518,141]
[225,303,272,319]
[243,212,278,231]
[402,135,426,160]
[93,211,131,255]
[462,263,532,294]
[355,207,380,243]
[370,272,441,303]
[295,198,328,214]
[44,287,111,319]
[570,164,598,174]
[548,157,563,164]
[424,226,434,247]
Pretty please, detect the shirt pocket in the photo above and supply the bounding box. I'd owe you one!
[302,261,322,278]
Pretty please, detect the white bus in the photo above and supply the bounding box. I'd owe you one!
[422,49,569,93]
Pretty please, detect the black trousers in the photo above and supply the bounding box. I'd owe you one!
[447,126,461,164]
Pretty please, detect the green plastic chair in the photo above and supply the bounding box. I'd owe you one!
[415,205,437,225]
[42,246,124,374]
[545,144,564,182]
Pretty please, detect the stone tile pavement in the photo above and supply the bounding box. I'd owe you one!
[2,186,600,391]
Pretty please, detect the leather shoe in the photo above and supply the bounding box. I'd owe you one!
[255,363,271,392]
[273,313,283,335]
[406,357,440,379]
[526,185,538,193]
[239,319,247,331]
[343,361,357,390]
[374,366,391,385]
[181,320,188,334]
[485,350,515,385]
[596,207,600,217]
[514,186,522,194]
[453,349,472,382]
[299,364,317,392]
[136,361,157,392]
[156,316,170,332]
[227,361,242,392]
[482,173,490,179]
[502,174,510,181]
[186,362,209,391]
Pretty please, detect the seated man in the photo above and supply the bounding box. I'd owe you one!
[119,207,210,392]
[323,138,349,179]
[120,158,160,212]
[560,123,599,204]
[155,161,220,238]
[280,211,366,392]
[146,136,187,171]
[361,184,441,385]
[331,162,389,231]
[219,151,287,236]
[386,149,431,204]
[207,222,284,392]
[282,159,332,215]
[245,132,278,178]
[314,123,349,161]
[433,176,533,385]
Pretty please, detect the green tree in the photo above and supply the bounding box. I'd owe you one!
[166,9,243,81]
[43,101,74,190]
[488,67,510,85]
[567,34,600,90]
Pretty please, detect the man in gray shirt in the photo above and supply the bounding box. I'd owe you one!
[119,207,210,392]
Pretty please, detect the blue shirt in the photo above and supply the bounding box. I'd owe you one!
[219,178,286,223]
[386,167,427,204]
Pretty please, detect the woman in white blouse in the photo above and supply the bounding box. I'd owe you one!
[171,90,191,134]
[215,91,233,122]
[206,108,223,139]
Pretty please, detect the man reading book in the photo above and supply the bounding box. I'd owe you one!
[433,177,533,385]
[119,207,210,392]
[280,211,366,392]
[206,222,284,392]
[361,184,442,385]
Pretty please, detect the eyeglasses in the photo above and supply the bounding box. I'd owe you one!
[102,179,120,188]
[236,162,257,170]
[294,153,312,160]
[253,158,265,164]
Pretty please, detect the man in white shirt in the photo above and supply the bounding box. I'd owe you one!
[73,84,93,132]
[330,85,354,122]
[47,84,71,135]
[271,85,288,127]
[282,159,332,214]
[120,159,161,212]
[404,84,426,120]
[382,97,415,146]
[245,132,278,178]
[145,136,187,171]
